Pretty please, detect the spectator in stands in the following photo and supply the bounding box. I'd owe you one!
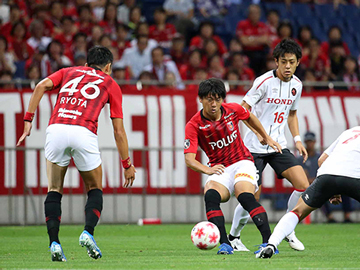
[266,9,280,45]
[113,61,131,81]
[197,0,229,20]
[225,68,243,92]
[9,21,34,62]
[0,36,16,75]
[187,67,209,91]
[170,33,187,70]
[230,51,255,83]
[207,54,225,79]
[65,32,88,62]
[298,131,320,183]
[297,25,313,57]
[27,19,52,51]
[54,16,76,52]
[265,55,277,71]
[338,56,360,92]
[179,49,203,80]
[41,40,72,78]
[115,23,131,59]
[303,69,318,92]
[190,21,227,56]
[130,22,158,50]
[30,4,54,37]
[164,71,177,89]
[301,38,331,82]
[236,4,270,76]
[223,38,243,67]
[163,0,195,44]
[99,34,114,49]
[99,3,119,39]
[0,71,14,89]
[203,39,219,63]
[143,46,183,89]
[321,26,350,56]
[149,7,177,50]
[118,0,136,24]
[118,34,153,79]
[0,0,10,27]
[26,64,40,80]
[329,40,346,79]
[49,2,64,35]
[128,6,145,37]
[88,25,103,49]
[76,4,94,36]
[271,21,294,50]
[1,5,22,38]
[73,51,87,66]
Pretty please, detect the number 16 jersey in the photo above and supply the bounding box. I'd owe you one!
[48,66,123,134]
[243,70,302,154]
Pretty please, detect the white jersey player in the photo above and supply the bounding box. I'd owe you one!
[229,39,309,253]
[257,126,360,258]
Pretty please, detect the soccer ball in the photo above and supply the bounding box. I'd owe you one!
[191,221,220,250]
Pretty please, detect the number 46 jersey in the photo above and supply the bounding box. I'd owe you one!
[48,66,123,134]
[243,70,303,154]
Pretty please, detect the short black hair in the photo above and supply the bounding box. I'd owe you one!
[151,46,164,56]
[154,7,166,14]
[198,78,226,99]
[277,21,293,38]
[273,38,302,61]
[73,32,87,42]
[0,35,8,50]
[87,46,113,68]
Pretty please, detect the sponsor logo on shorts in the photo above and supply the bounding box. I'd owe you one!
[235,173,254,180]
[184,139,190,149]
[304,194,309,200]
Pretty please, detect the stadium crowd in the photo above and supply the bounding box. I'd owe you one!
[0,0,359,91]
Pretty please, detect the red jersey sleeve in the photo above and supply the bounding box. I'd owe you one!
[108,81,123,119]
[47,68,67,89]
[184,122,198,154]
[230,103,250,120]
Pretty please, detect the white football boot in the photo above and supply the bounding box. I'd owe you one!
[229,238,250,252]
[285,231,305,251]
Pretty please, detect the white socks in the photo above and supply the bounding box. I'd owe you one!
[268,211,300,248]
[287,190,303,213]
[229,203,250,237]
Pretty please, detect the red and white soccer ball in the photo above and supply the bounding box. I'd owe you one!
[191,221,220,250]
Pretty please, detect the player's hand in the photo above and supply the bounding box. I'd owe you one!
[265,137,282,154]
[329,195,342,205]
[256,133,267,145]
[206,164,225,175]
[296,141,308,163]
[16,121,32,146]
[123,165,136,188]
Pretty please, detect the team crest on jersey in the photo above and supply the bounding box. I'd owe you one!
[291,88,297,96]
[227,121,234,131]
[184,139,190,149]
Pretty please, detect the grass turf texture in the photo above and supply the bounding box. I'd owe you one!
[1,224,359,269]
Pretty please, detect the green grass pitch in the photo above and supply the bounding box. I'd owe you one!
[1,223,360,269]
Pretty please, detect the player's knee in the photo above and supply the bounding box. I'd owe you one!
[204,189,221,205]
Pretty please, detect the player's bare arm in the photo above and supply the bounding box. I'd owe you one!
[17,78,54,146]
[112,118,136,188]
[240,100,267,145]
[288,110,308,162]
[184,153,225,175]
[318,153,328,167]
[243,113,282,153]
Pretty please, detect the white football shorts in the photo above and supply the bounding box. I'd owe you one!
[205,159,258,195]
[45,124,101,171]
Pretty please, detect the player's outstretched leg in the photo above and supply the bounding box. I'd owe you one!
[284,189,306,251]
[79,189,103,259]
[228,203,250,251]
[237,192,272,254]
[45,191,66,262]
[204,189,233,255]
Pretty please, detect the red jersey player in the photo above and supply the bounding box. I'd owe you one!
[184,78,282,254]
[17,46,136,262]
